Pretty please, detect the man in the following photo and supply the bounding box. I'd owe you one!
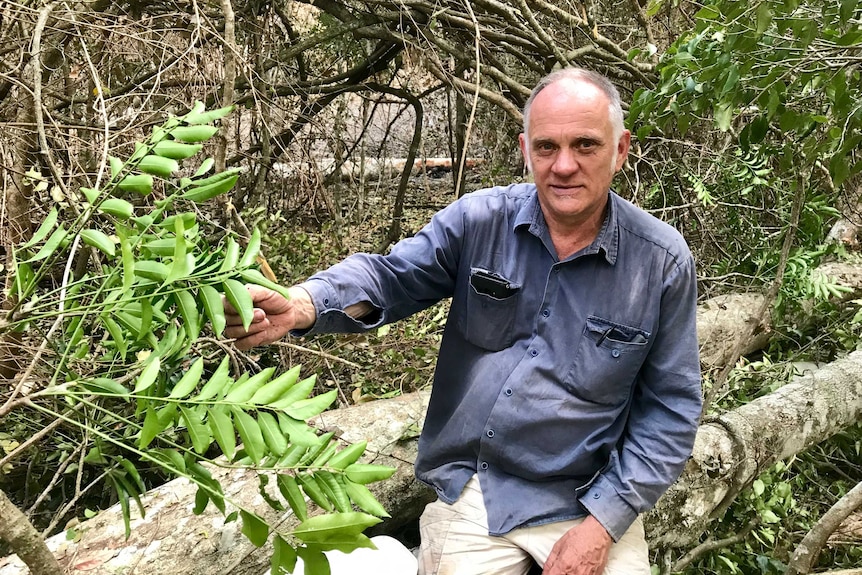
[225,68,702,575]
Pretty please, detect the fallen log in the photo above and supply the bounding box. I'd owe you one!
[5,278,862,574]
[3,348,862,574]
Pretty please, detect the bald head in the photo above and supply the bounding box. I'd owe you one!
[522,68,625,151]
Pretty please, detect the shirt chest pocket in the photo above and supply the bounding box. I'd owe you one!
[565,316,651,405]
[457,268,521,351]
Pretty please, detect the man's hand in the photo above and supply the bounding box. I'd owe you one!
[543,515,613,575]
[224,285,316,350]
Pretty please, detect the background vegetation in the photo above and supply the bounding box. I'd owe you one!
[1,0,861,573]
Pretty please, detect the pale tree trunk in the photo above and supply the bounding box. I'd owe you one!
[0,490,62,575]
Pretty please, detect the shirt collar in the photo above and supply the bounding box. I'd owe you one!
[514,187,619,265]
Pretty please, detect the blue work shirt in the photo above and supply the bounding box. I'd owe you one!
[297,183,702,541]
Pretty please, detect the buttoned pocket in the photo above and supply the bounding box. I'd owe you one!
[566,316,651,405]
[458,268,520,351]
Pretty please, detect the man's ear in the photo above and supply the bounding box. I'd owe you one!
[615,130,631,172]
[519,133,531,173]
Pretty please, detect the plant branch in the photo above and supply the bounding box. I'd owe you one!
[786,480,862,575]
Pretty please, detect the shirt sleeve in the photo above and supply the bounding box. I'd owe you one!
[579,252,702,541]
[292,200,466,337]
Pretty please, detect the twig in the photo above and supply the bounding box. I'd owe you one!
[786,480,862,575]
[455,0,483,199]
[272,340,362,369]
[672,519,760,571]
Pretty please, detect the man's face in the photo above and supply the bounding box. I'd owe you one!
[519,78,630,231]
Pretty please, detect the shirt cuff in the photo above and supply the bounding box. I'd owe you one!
[290,279,384,336]
[578,474,638,542]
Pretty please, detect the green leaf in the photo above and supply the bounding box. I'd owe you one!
[20,207,58,249]
[271,535,298,575]
[165,216,191,283]
[306,532,376,554]
[277,475,308,521]
[26,226,67,262]
[193,487,209,515]
[284,389,337,421]
[108,474,132,539]
[81,377,129,396]
[180,405,212,454]
[258,411,288,456]
[315,471,350,512]
[344,479,389,517]
[232,407,265,464]
[344,463,396,485]
[98,198,135,219]
[239,268,292,300]
[109,156,124,178]
[134,355,161,394]
[296,546,330,575]
[714,103,733,132]
[139,406,161,449]
[169,357,205,399]
[184,105,234,125]
[199,284,226,338]
[223,279,254,330]
[277,413,320,447]
[117,174,154,195]
[80,228,116,257]
[238,228,261,269]
[292,512,381,543]
[175,289,201,341]
[138,155,179,178]
[249,365,302,405]
[170,125,219,143]
[755,2,772,35]
[296,473,333,512]
[220,237,241,272]
[80,186,100,204]
[240,509,269,547]
[134,260,170,282]
[326,441,367,471]
[277,442,309,468]
[271,375,317,410]
[224,367,276,403]
[194,157,215,177]
[194,355,232,401]
[153,140,203,160]
[101,315,127,359]
[146,448,186,474]
[208,406,236,461]
[182,173,240,202]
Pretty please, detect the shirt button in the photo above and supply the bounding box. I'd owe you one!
[480,462,489,470]
[593,493,601,499]
[542,309,550,318]
[504,388,513,396]
[530,349,539,357]
[486,429,495,438]
[323,298,330,306]
[611,349,621,358]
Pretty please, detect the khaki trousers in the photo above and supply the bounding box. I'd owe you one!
[418,476,650,575]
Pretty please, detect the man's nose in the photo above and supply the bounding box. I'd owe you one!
[552,148,579,174]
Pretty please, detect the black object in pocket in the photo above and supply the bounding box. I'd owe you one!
[459,268,521,351]
[469,268,518,300]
